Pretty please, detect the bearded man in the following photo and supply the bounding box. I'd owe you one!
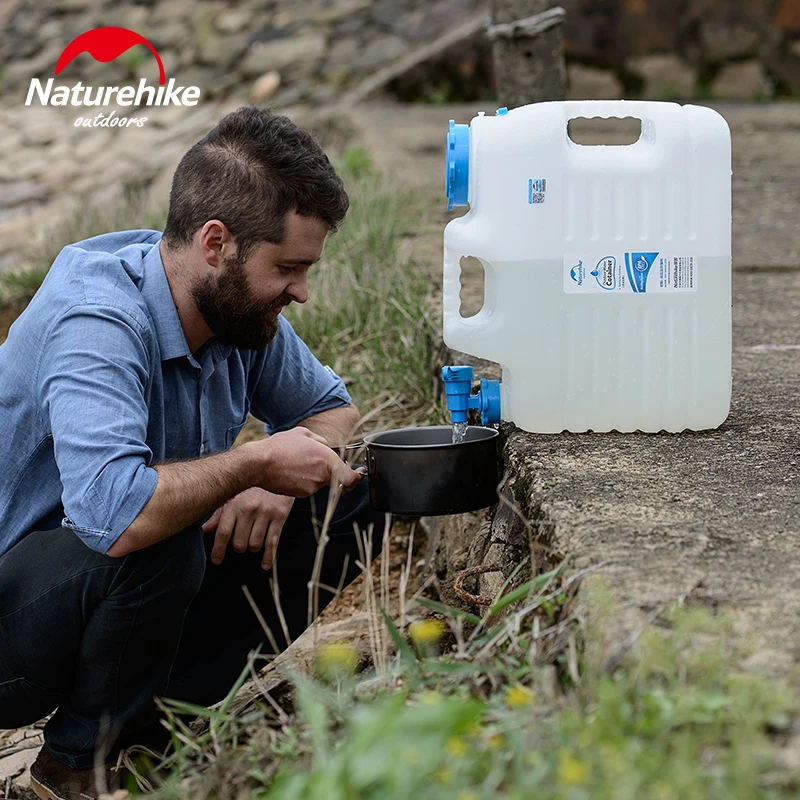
[0,106,386,799]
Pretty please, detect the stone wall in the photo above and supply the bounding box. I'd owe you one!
[1,0,798,107]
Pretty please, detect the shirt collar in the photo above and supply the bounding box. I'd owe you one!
[141,238,234,364]
[141,237,192,362]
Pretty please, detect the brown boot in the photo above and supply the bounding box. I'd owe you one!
[29,745,125,800]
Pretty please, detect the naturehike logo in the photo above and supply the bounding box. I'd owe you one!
[569,260,584,286]
[56,28,166,84]
[25,27,201,128]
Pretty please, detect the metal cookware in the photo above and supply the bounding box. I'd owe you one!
[362,425,499,515]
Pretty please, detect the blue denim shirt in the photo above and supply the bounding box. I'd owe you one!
[0,229,351,557]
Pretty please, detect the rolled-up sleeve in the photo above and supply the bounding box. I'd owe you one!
[249,316,352,434]
[39,303,158,553]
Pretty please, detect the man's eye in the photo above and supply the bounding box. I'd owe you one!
[278,265,295,274]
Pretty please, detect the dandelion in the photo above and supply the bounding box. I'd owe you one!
[409,618,446,645]
[557,749,589,786]
[418,690,443,705]
[486,733,504,750]
[504,684,535,709]
[446,735,468,757]
[436,765,453,784]
[315,641,358,681]
[466,720,482,738]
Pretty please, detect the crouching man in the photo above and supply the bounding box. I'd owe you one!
[0,106,386,799]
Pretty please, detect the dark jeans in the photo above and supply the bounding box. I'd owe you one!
[0,481,388,769]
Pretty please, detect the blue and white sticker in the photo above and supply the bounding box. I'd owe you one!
[564,252,697,294]
[528,178,546,204]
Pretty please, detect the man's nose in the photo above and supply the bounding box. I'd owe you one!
[288,275,308,304]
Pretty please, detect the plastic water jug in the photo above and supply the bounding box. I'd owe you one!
[443,100,731,433]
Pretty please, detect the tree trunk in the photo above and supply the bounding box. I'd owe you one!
[489,0,567,108]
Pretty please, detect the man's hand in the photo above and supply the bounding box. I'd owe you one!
[250,426,363,497]
[202,487,295,570]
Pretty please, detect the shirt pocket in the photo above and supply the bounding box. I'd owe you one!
[225,413,250,449]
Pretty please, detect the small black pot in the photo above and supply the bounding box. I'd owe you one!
[362,426,499,516]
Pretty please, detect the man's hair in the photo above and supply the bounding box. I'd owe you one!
[162,106,349,259]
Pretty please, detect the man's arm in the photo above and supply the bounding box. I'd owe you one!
[296,403,361,447]
[108,427,360,557]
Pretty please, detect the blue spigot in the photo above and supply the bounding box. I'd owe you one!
[441,365,501,426]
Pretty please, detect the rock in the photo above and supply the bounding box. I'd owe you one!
[250,70,282,104]
[711,60,772,101]
[239,34,327,80]
[325,36,361,72]
[768,49,800,95]
[0,180,49,209]
[151,21,187,49]
[567,63,624,100]
[197,32,249,69]
[774,0,800,31]
[698,19,761,63]
[400,0,479,42]
[349,33,408,74]
[271,0,372,25]
[630,54,696,100]
[214,8,252,35]
[561,0,680,65]
[2,41,62,87]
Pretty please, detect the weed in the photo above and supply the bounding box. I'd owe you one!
[284,159,438,431]
[0,188,166,309]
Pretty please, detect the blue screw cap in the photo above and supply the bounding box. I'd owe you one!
[445,120,469,210]
[479,378,502,426]
[495,106,508,116]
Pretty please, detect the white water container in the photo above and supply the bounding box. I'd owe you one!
[443,100,731,433]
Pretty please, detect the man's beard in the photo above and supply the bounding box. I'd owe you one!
[191,251,289,350]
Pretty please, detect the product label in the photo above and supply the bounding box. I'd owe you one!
[564,253,697,294]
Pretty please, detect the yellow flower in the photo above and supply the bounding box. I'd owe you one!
[446,735,468,757]
[466,720,482,738]
[315,642,358,680]
[557,750,589,786]
[504,684,535,709]
[486,733,504,750]
[418,690,443,706]
[435,765,453,784]
[409,618,446,645]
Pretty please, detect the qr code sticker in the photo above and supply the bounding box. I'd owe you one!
[528,178,546,204]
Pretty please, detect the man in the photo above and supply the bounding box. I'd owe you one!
[0,106,386,799]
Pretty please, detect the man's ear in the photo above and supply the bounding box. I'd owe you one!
[198,220,232,269]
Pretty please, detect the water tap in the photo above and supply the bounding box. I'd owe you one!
[441,365,501,426]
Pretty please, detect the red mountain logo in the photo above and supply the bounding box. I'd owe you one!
[55,27,166,85]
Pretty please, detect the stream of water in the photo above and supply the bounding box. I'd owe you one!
[451,421,468,444]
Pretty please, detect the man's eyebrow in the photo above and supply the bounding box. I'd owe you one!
[278,257,318,265]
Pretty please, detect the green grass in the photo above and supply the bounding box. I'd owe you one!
[285,151,441,430]
[0,188,167,310]
[136,567,799,800]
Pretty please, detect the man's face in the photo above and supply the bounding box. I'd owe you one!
[191,212,328,350]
